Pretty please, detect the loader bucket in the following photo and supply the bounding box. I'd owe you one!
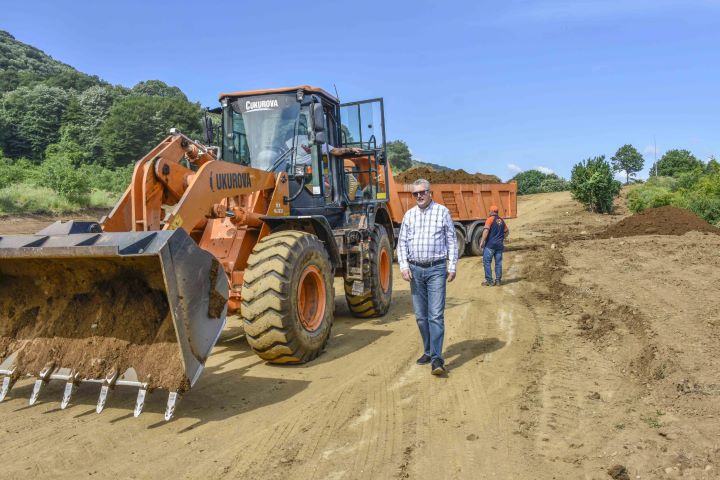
[0,221,228,419]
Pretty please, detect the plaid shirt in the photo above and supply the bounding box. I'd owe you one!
[397,201,458,273]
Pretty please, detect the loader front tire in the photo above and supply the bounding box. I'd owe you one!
[344,224,393,318]
[242,231,334,364]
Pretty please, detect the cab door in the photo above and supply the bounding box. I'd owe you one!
[339,98,388,204]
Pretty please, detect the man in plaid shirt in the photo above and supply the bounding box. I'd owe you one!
[397,179,458,375]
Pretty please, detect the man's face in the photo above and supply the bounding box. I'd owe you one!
[412,184,432,208]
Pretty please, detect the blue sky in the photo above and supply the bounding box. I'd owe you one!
[3,0,720,180]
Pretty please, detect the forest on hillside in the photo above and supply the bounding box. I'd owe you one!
[0,30,205,213]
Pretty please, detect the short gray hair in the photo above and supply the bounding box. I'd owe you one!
[413,178,431,190]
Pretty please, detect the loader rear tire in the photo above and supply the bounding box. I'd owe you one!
[242,231,334,364]
[344,225,393,318]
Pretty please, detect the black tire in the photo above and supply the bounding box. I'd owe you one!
[455,228,466,258]
[470,227,484,257]
[242,231,334,364]
[344,224,393,318]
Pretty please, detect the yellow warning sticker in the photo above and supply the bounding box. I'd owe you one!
[169,215,184,230]
[376,192,387,199]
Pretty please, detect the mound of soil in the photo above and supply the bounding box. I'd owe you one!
[598,206,719,238]
[395,166,501,185]
[0,256,190,392]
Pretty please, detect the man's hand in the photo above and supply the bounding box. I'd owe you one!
[447,271,456,282]
[401,269,413,282]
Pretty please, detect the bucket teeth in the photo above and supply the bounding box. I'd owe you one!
[29,363,54,405]
[96,370,118,414]
[0,376,13,402]
[133,388,147,417]
[61,382,75,409]
[96,385,110,413]
[29,379,44,406]
[164,391,179,421]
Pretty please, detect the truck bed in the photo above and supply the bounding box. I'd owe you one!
[386,172,517,224]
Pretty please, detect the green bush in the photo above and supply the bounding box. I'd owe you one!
[0,157,37,188]
[33,153,91,204]
[538,176,570,193]
[628,172,720,225]
[674,167,705,191]
[80,163,133,193]
[627,185,675,212]
[645,176,677,190]
[674,191,720,226]
[570,156,622,213]
[512,170,570,195]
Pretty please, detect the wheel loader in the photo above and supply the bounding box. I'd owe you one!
[0,86,395,420]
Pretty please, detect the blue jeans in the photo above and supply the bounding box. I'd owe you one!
[483,247,503,283]
[409,263,447,363]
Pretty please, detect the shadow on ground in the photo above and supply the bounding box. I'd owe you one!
[444,337,505,370]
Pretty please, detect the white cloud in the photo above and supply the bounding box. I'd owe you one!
[507,163,523,174]
[534,166,555,175]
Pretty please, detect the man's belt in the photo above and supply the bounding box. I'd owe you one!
[408,259,446,267]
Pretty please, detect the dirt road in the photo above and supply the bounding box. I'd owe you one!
[1,192,718,479]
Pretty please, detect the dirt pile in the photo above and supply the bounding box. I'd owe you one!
[597,205,719,238]
[395,166,501,184]
[0,256,189,392]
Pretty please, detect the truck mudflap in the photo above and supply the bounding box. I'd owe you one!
[0,223,228,420]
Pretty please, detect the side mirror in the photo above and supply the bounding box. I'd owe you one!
[203,113,213,144]
[311,103,325,132]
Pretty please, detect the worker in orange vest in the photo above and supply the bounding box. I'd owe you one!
[479,205,509,286]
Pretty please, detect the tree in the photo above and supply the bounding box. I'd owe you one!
[0,84,71,160]
[706,156,720,175]
[511,170,545,195]
[570,155,621,213]
[387,140,413,172]
[650,149,703,178]
[611,144,644,185]
[66,85,123,160]
[100,95,202,167]
[131,80,186,99]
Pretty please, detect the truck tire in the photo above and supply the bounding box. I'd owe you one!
[455,228,466,258]
[242,231,334,364]
[344,224,393,318]
[470,227,484,257]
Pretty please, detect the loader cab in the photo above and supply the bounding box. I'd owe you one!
[218,87,389,227]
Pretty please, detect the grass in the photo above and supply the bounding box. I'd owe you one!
[0,183,119,215]
[653,363,668,380]
[641,410,665,429]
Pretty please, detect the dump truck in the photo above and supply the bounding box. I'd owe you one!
[0,85,517,420]
[386,175,517,257]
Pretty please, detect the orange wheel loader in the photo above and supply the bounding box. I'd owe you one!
[0,86,396,420]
